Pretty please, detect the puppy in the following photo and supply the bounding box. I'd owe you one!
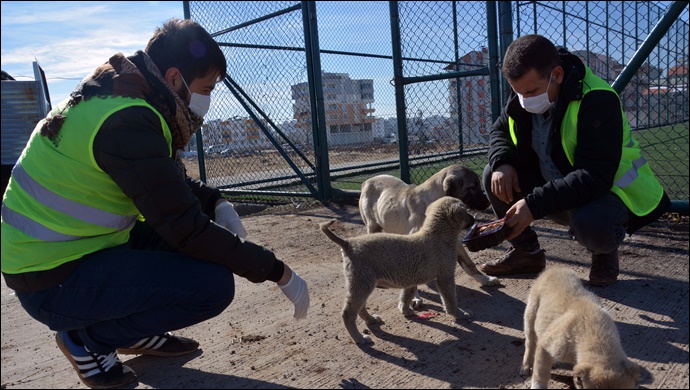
[321,196,474,344]
[359,164,498,308]
[520,267,640,389]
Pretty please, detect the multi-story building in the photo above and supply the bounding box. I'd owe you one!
[446,47,491,146]
[291,72,375,147]
[200,116,273,153]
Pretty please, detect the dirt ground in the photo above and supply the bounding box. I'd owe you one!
[1,200,688,389]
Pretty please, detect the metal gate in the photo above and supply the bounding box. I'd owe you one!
[183,1,688,212]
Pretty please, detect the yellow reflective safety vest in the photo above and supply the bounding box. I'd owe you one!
[1,97,172,274]
[508,67,664,217]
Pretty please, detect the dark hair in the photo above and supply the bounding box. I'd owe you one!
[145,18,227,83]
[501,34,559,80]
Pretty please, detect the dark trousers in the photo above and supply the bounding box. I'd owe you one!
[16,221,235,355]
[482,164,629,256]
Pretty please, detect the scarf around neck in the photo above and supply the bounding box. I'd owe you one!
[41,51,204,159]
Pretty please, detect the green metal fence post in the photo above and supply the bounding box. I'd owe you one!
[498,1,514,105]
[453,2,464,156]
[487,1,502,125]
[302,1,331,200]
[389,0,410,183]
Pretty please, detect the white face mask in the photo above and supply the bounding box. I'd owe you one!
[181,76,211,118]
[517,71,554,114]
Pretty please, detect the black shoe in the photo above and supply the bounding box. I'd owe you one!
[117,332,199,357]
[56,331,137,389]
[589,250,619,287]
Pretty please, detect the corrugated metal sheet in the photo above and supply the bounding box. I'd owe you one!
[1,81,44,165]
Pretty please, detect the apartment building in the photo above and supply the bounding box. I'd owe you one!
[445,47,491,146]
[291,72,375,147]
[200,117,272,153]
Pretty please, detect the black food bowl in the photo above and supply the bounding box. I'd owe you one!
[462,217,508,252]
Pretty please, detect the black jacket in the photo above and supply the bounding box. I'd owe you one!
[488,49,669,234]
[92,106,285,283]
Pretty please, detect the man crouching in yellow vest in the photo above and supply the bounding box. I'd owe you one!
[1,18,309,389]
[479,34,670,287]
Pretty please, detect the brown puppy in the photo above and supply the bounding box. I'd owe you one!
[520,267,640,389]
[322,196,474,344]
[359,164,497,309]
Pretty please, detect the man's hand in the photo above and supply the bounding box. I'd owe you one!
[278,265,310,320]
[504,199,535,241]
[215,201,248,239]
[491,165,521,204]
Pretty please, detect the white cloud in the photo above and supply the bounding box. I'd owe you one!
[2,1,182,103]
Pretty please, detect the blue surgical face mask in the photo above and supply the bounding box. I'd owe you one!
[181,76,211,118]
[517,71,554,114]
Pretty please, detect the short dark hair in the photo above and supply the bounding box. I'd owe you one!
[146,18,227,83]
[501,34,559,80]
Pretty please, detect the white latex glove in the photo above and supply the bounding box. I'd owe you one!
[279,271,310,320]
[215,201,248,239]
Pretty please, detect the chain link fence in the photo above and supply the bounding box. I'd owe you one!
[183,1,688,209]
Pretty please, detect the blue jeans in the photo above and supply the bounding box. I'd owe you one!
[482,163,629,255]
[16,221,235,355]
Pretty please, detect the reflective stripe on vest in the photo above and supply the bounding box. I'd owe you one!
[8,164,138,237]
[614,154,647,189]
[1,203,80,241]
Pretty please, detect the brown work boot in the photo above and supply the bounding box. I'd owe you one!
[589,250,619,287]
[478,246,546,276]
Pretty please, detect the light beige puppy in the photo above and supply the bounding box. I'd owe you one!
[520,267,640,389]
[359,164,498,309]
[321,196,474,344]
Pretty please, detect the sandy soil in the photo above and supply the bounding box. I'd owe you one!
[1,201,688,389]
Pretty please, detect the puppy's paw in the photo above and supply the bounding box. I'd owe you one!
[411,297,424,310]
[519,365,532,376]
[480,275,500,286]
[398,302,415,316]
[364,314,383,325]
[452,308,472,322]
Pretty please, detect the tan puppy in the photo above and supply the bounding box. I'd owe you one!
[321,196,474,344]
[520,267,640,389]
[359,164,498,308]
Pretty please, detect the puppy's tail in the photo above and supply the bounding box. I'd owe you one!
[319,220,350,249]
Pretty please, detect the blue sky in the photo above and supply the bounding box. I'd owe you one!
[0,1,403,118]
[2,1,686,121]
[1,1,184,106]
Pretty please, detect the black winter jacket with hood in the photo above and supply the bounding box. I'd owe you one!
[487,48,669,234]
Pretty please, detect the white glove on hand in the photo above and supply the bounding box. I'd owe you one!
[215,201,248,239]
[279,271,310,320]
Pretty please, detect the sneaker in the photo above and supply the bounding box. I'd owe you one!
[117,332,199,357]
[478,246,546,276]
[56,331,137,389]
[589,250,619,287]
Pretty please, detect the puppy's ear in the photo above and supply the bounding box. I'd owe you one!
[443,175,462,197]
[449,200,473,227]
